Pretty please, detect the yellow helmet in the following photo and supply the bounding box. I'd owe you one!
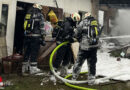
[33,4,42,10]
[71,13,80,22]
[84,12,91,18]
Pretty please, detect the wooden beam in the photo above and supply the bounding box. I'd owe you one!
[99,5,109,11]
[103,11,110,34]
[91,0,99,20]
[38,42,56,62]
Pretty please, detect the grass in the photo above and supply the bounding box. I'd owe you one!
[1,72,130,90]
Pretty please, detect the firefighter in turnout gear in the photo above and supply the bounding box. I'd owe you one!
[72,12,100,85]
[22,4,46,75]
[50,13,80,82]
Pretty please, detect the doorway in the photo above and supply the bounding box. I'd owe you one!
[13,1,33,54]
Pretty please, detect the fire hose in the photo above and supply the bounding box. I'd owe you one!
[49,34,130,89]
[49,41,96,90]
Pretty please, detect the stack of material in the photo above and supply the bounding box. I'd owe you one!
[71,42,79,60]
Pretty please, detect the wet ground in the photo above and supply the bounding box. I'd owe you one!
[1,72,130,90]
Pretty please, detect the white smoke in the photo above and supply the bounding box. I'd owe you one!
[110,9,130,44]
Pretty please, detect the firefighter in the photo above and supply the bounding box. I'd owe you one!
[22,4,46,75]
[50,13,80,82]
[72,12,100,85]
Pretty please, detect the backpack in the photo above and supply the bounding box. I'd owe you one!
[24,8,41,35]
[24,12,33,34]
[82,17,100,45]
[52,21,64,40]
[89,18,99,38]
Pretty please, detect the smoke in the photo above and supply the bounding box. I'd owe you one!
[110,9,130,44]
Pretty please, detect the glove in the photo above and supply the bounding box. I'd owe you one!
[64,35,70,40]
[88,38,98,45]
[40,40,46,46]
[73,38,77,42]
[68,38,77,43]
[40,38,46,46]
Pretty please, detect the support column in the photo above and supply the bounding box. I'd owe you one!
[103,11,110,35]
[6,0,17,55]
[91,0,99,20]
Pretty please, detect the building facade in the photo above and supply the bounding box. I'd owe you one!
[0,0,96,56]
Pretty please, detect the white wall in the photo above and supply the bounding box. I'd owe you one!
[18,0,92,13]
[6,0,17,55]
[1,0,17,55]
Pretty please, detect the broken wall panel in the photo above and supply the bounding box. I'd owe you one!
[37,38,56,68]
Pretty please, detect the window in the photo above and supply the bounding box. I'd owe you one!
[0,4,8,37]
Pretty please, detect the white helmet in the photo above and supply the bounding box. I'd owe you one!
[71,13,80,22]
[84,12,91,18]
[33,4,42,10]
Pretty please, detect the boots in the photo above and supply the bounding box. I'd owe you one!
[50,74,56,84]
[49,68,57,83]
[22,62,30,76]
[71,76,77,81]
[60,66,68,77]
[30,62,42,74]
[88,75,96,85]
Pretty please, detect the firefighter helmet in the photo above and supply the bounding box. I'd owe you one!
[33,4,42,10]
[84,12,91,18]
[71,13,80,22]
